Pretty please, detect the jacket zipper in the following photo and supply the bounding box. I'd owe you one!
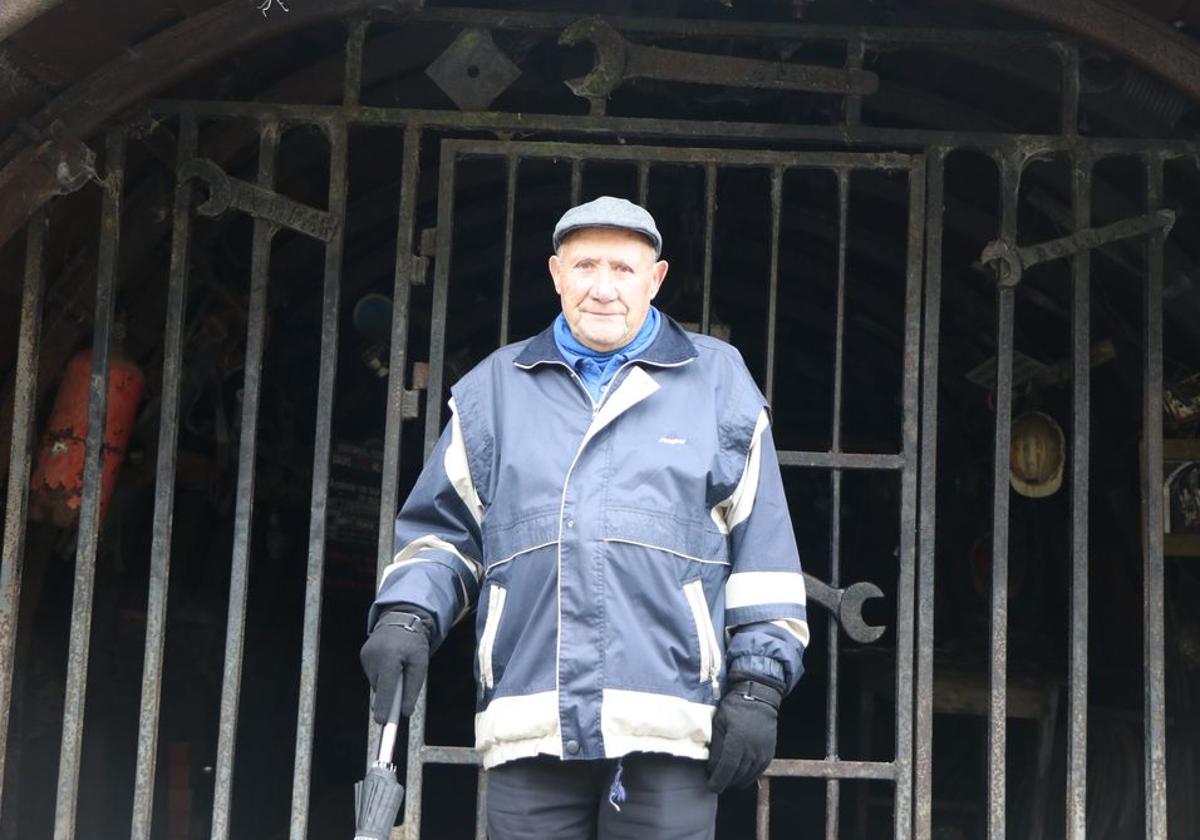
[683,580,722,700]
[478,583,508,690]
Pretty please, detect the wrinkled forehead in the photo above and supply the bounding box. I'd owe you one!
[556,226,659,260]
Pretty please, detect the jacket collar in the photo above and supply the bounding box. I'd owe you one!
[514,314,699,369]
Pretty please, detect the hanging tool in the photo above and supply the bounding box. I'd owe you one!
[559,17,878,113]
[803,572,886,644]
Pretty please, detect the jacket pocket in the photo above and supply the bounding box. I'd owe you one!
[478,583,508,690]
[682,579,722,700]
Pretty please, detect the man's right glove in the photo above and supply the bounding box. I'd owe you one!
[360,605,434,723]
[706,678,783,793]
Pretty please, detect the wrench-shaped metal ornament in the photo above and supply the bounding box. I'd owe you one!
[803,572,886,644]
[980,208,1174,287]
[180,157,340,242]
[559,17,878,113]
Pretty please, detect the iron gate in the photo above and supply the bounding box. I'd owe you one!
[0,7,1191,840]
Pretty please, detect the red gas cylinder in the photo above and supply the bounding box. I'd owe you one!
[29,348,145,528]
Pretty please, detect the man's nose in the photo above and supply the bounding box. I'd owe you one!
[589,270,618,301]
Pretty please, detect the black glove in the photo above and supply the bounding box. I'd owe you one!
[706,678,783,793]
[360,605,434,723]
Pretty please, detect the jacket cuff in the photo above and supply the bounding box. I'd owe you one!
[727,654,787,693]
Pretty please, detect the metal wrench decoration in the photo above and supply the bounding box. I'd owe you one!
[559,17,879,115]
[180,157,340,242]
[803,572,886,644]
[980,208,1174,287]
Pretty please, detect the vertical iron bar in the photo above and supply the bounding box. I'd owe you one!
[376,124,421,584]
[570,159,582,205]
[210,121,279,840]
[987,152,1022,840]
[756,778,770,840]
[1142,153,1168,840]
[422,144,457,458]
[825,168,850,840]
[129,115,198,840]
[289,115,350,840]
[475,770,488,840]
[1065,153,1091,840]
[499,155,518,347]
[53,128,125,840]
[368,122,421,787]
[765,166,783,403]
[343,18,366,107]
[893,157,925,840]
[845,37,865,128]
[637,161,650,206]
[1059,43,1080,138]
[407,145,461,839]
[701,163,716,336]
[0,209,48,815]
[914,148,947,840]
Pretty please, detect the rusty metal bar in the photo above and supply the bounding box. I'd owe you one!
[210,121,279,840]
[756,777,770,840]
[893,154,925,840]
[825,169,850,840]
[701,162,716,336]
[401,688,428,840]
[151,100,1200,161]
[765,166,783,403]
[777,451,904,470]
[570,159,583,205]
[289,115,350,840]
[764,758,896,779]
[845,36,865,128]
[129,114,198,840]
[443,139,917,172]
[499,155,518,346]
[987,152,1022,840]
[914,147,948,840]
[637,161,650,206]
[1059,43,1080,138]
[53,127,125,840]
[376,124,421,588]
[0,208,47,816]
[343,17,366,107]
[1065,152,1092,840]
[475,770,488,840]
[1142,153,1168,840]
[423,144,458,458]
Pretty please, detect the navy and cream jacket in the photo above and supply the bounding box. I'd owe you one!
[370,316,809,769]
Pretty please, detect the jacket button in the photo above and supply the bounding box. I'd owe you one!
[566,519,575,528]
[565,739,580,755]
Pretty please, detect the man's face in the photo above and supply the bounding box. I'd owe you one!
[548,227,669,353]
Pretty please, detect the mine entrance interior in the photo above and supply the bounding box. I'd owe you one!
[0,4,1198,840]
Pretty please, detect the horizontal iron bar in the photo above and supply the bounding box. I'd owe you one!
[419,745,481,765]
[777,451,905,470]
[421,7,1069,47]
[763,759,897,781]
[148,100,1200,159]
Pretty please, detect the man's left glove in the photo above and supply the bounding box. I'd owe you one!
[360,605,434,723]
[706,678,783,793]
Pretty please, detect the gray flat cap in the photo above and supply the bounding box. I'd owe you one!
[552,196,663,256]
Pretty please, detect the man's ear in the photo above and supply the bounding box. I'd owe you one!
[650,259,669,299]
[548,254,563,294]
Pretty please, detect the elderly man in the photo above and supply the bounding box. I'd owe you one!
[361,196,808,839]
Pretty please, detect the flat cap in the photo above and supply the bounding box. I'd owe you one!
[552,196,663,256]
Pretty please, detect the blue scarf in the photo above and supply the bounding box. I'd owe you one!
[553,307,661,402]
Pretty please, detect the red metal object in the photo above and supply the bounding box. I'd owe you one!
[29,348,144,527]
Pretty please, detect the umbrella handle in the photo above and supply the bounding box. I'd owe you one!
[376,671,405,765]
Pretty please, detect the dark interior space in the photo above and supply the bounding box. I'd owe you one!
[1,2,1199,838]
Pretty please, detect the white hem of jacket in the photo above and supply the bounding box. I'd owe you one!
[474,688,714,769]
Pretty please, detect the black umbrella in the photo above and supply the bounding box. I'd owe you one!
[354,677,406,840]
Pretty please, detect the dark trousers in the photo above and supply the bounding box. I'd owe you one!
[486,754,718,840]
